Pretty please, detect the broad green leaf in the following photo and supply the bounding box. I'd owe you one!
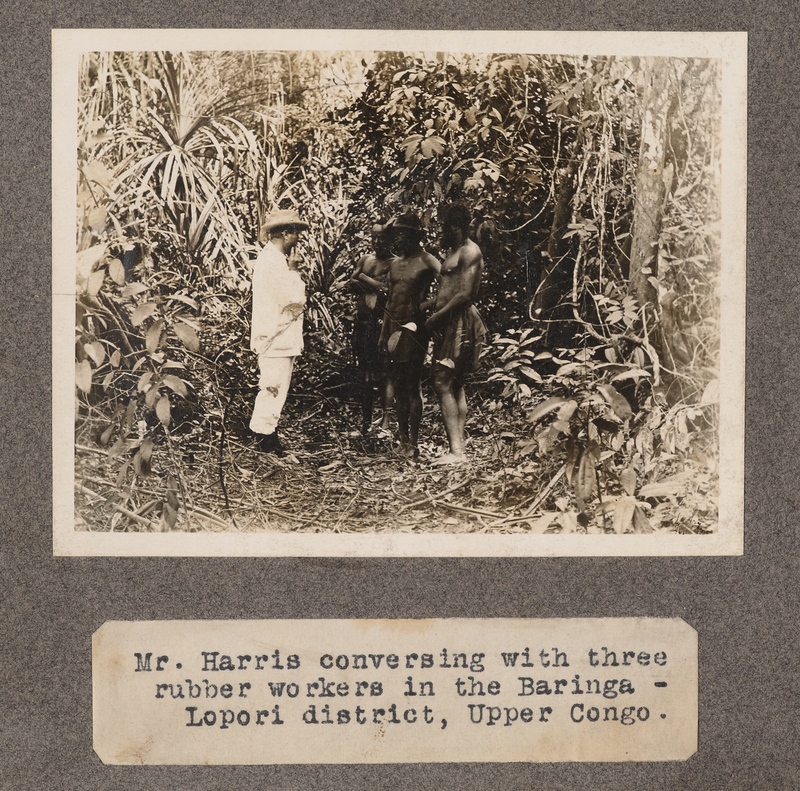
[108,436,128,459]
[84,341,105,367]
[619,467,637,496]
[166,293,199,310]
[527,396,568,423]
[146,318,164,354]
[611,368,651,383]
[573,450,595,501]
[137,371,154,393]
[420,136,446,158]
[518,365,542,383]
[162,374,188,398]
[76,244,106,284]
[145,384,160,408]
[156,395,171,426]
[109,258,126,285]
[612,495,636,534]
[139,437,154,463]
[556,400,578,422]
[109,350,121,368]
[88,206,108,233]
[87,269,105,297]
[75,360,92,394]
[131,302,158,326]
[639,477,685,498]
[632,505,654,534]
[597,383,633,420]
[173,322,200,352]
[387,330,402,353]
[122,283,148,298]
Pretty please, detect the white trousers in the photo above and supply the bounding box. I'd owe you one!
[249,355,296,435]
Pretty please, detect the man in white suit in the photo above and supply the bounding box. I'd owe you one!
[249,209,309,456]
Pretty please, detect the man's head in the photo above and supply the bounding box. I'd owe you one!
[261,209,309,253]
[388,210,425,256]
[441,203,471,249]
[371,218,391,258]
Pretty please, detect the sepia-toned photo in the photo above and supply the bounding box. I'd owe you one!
[52,30,746,556]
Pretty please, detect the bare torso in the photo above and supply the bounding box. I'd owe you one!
[384,250,440,327]
[435,238,483,311]
[353,253,392,315]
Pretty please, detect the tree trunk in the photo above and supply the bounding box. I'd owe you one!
[628,59,672,319]
[532,156,578,322]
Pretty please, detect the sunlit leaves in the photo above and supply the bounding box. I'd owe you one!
[156,395,171,426]
[86,269,105,297]
[173,322,200,352]
[162,375,188,398]
[131,302,158,326]
[108,258,126,285]
[145,319,164,354]
[619,467,637,496]
[611,495,637,534]
[596,383,633,420]
[75,360,92,394]
[133,438,154,476]
[528,396,569,423]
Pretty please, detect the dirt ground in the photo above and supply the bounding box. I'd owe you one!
[74,377,717,537]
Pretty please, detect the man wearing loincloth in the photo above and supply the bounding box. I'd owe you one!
[379,210,441,459]
[425,204,487,464]
[350,220,395,434]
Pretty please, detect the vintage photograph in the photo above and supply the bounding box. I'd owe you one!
[53,30,746,555]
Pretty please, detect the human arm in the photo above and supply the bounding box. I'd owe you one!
[349,255,387,294]
[419,253,443,314]
[357,272,388,293]
[424,246,483,330]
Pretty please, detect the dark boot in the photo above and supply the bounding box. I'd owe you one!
[256,431,284,456]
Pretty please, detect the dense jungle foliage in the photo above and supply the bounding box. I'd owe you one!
[74,50,721,534]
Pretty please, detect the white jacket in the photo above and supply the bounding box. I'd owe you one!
[250,242,306,357]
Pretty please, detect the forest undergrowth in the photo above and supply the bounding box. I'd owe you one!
[74,361,717,536]
[72,50,722,537]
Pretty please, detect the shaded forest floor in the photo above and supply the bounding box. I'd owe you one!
[74,368,718,536]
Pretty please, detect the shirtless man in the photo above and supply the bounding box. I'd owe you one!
[349,220,394,434]
[380,210,441,458]
[425,204,487,464]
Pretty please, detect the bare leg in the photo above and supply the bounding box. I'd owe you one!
[380,377,394,431]
[455,384,467,442]
[393,368,411,449]
[408,382,423,453]
[433,366,466,461]
[360,373,374,435]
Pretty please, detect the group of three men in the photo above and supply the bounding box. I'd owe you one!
[248,204,486,464]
